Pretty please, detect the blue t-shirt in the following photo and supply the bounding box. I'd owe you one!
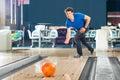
[65,13,86,30]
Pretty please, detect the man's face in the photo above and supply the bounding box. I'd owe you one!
[65,11,73,19]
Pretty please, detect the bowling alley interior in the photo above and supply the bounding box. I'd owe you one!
[0,0,120,80]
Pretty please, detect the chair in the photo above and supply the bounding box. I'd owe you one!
[49,29,58,48]
[85,30,96,42]
[108,29,118,47]
[41,29,58,48]
[117,29,120,38]
[70,30,76,47]
[70,30,76,38]
[35,25,45,30]
[32,30,40,38]
[27,30,39,47]
[55,28,67,44]
[108,29,117,38]
[117,29,120,43]
[41,30,51,42]
[85,30,91,42]
[89,30,96,41]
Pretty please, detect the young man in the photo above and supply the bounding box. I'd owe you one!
[64,7,94,58]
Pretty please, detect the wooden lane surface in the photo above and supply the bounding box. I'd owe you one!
[3,57,88,80]
[107,49,120,62]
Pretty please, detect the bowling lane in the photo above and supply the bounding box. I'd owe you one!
[0,48,79,68]
[2,57,88,80]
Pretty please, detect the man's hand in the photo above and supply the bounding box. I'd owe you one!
[80,27,86,33]
[64,39,70,44]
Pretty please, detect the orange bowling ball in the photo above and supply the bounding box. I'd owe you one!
[41,61,56,77]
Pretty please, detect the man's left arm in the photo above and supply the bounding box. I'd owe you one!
[84,15,91,29]
[80,15,91,33]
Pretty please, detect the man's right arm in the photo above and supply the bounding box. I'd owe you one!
[64,28,71,44]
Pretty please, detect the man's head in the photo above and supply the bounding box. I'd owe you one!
[64,7,74,19]
[64,7,74,13]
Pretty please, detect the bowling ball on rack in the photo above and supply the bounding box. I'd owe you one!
[41,61,56,77]
[11,33,20,39]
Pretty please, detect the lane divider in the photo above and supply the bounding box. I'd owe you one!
[0,54,45,79]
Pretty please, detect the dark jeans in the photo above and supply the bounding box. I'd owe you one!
[74,29,93,56]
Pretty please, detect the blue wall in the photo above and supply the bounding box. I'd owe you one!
[23,0,107,29]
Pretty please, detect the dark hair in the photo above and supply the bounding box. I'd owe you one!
[64,7,74,13]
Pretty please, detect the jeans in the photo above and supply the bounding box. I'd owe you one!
[74,29,93,56]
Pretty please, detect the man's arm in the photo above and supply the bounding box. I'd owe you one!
[84,15,91,29]
[80,15,91,33]
[64,28,71,44]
